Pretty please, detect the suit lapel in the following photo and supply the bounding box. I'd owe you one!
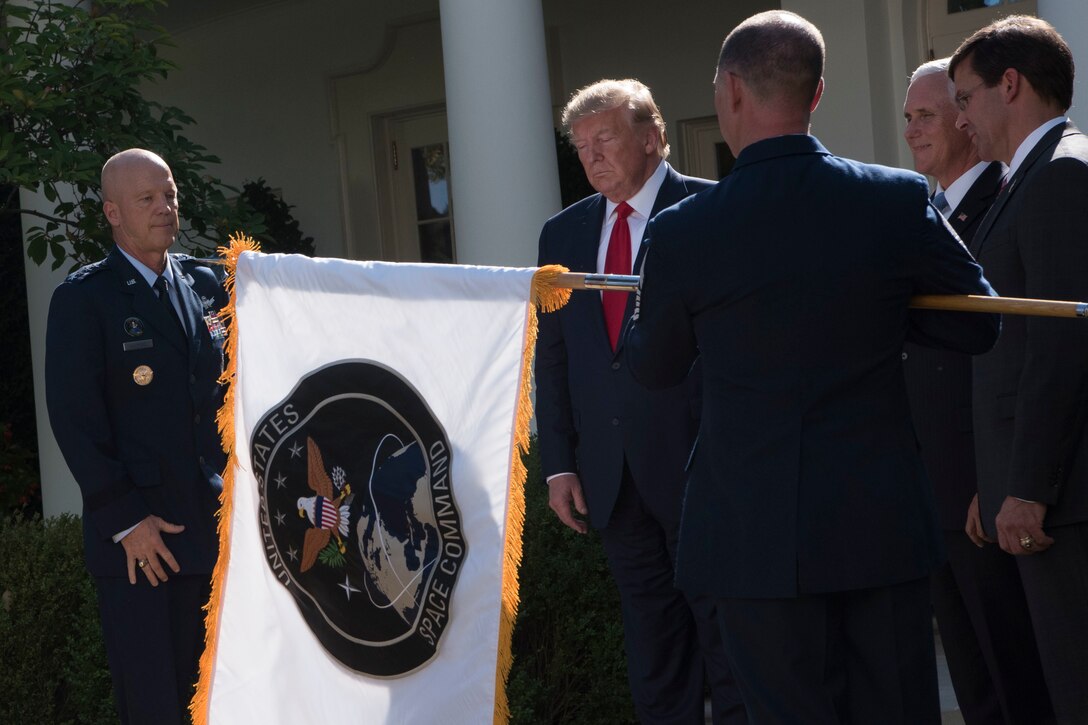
[949,161,1002,238]
[168,256,206,371]
[971,124,1066,257]
[571,195,613,354]
[616,164,688,356]
[107,249,188,354]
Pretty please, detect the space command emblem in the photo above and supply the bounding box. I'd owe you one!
[252,360,465,677]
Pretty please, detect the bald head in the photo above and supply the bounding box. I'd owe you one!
[717,10,824,110]
[101,148,172,202]
[101,148,179,273]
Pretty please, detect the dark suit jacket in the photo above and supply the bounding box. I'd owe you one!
[626,135,999,599]
[46,248,228,578]
[969,121,1088,534]
[535,163,713,528]
[904,161,1004,530]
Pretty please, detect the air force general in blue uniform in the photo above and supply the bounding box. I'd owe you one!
[46,149,227,725]
[627,13,999,723]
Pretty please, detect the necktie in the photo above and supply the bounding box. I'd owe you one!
[153,275,185,334]
[603,201,634,351]
[933,191,951,217]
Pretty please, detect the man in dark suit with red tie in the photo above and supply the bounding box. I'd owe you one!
[951,16,1088,721]
[902,58,1052,725]
[535,79,743,723]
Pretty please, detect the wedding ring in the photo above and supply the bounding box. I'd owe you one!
[137,558,147,568]
[1019,535,1035,550]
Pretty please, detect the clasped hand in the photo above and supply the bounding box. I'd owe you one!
[120,515,185,585]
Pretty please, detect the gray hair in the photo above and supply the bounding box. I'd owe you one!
[910,58,951,85]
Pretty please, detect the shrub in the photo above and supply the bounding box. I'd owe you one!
[239,178,315,257]
[507,440,636,724]
[0,514,115,724]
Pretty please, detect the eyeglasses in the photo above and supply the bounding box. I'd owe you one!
[954,81,988,112]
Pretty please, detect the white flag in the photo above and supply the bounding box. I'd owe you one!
[193,238,567,725]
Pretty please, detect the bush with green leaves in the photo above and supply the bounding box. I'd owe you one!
[0,514,116,725]
[508,440,636,724]
[0,0,265,270]
[240,178,316,256]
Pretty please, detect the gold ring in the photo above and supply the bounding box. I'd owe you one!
[137,558,147,568]
[1019,535,1035,550]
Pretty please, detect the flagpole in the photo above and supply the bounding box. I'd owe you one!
[553,272,1088,319]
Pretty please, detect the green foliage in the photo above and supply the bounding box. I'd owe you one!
[0,179,42,518]
[0,421,40,516]
[0,514,116,725]
[239,178,315,256]
[507,440,637,725]
[0,0,265,270]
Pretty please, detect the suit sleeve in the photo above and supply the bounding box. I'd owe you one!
[905,192,1000,354]
[625,221,699,389]
[533,223,579,478]
[45,281,149,541]
[1008,157,1088,503]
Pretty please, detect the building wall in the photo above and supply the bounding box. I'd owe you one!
[28,0,1088,515]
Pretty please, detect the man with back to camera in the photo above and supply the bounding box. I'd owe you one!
[535,78,745,723]
[45,148,228,724]
[950,16,1088,721]
[626,11,999,722]
[902,58,1052,724]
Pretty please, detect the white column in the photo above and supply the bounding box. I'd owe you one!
[21,187,82,517]
[438,0,560,267]
[1038,0,1088,131]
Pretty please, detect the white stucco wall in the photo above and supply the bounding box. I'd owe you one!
[1039,0,1088,131]
[145,0,439,260]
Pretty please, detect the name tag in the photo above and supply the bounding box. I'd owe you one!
[123,339,154,351]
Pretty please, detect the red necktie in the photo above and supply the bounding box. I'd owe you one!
[603,201,634,350]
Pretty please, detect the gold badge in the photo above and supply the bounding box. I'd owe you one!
[132,365,154,386]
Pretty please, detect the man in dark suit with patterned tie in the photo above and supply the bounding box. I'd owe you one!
[951,16,1088,721]
[627,12,999,721]
[46,148,228,724]
[535,79,743,723]
[902,58,1052,725]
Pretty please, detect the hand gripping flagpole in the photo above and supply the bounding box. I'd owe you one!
[552,272,1088,319]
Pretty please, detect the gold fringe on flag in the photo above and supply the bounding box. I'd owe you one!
[191,233,261,725]
[531,263,573,313]
[493,265,571,724]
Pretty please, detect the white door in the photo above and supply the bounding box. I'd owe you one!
[375,108,456,263]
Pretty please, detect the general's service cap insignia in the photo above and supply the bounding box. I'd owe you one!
[253,360,465,677]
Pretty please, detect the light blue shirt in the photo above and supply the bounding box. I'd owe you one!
[116,246,186,334]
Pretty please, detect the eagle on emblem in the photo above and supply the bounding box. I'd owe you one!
[297,437,352,572]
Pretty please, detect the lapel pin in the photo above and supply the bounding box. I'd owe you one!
[124,317,145,337]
